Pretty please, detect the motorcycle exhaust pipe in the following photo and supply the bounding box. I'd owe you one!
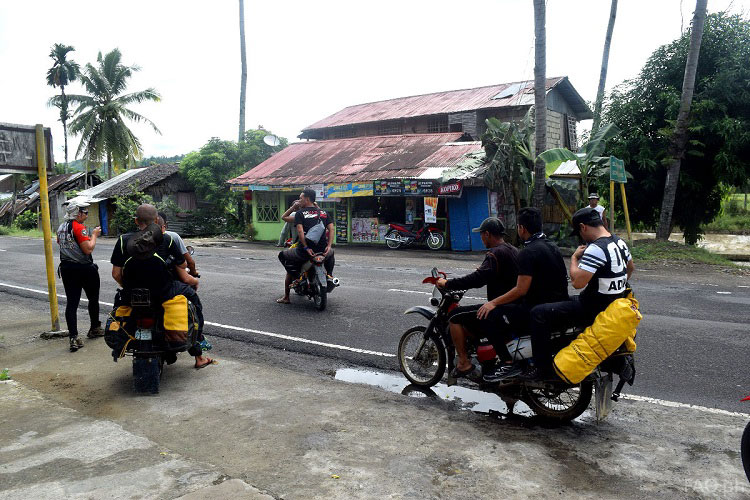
[331,277,340,287]
[384,235,401,243]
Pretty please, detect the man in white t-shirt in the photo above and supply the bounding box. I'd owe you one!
[588,193,609,230]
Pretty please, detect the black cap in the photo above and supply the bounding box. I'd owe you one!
[588,193,600,199]
[570,207,602,236]
[126,223,164,260]
[471,217,506,236]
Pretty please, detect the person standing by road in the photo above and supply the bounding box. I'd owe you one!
[56,201,103,352]
[588,193,609,230]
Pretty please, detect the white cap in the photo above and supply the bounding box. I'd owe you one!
[64,200,90,220]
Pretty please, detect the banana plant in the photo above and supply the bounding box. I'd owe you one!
[537,123,626,204]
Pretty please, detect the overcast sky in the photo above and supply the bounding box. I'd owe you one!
[1,0,748,163]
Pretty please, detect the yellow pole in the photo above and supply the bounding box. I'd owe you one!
[35,125,61,332]
[609,180,615,231]
[620,182,633,244]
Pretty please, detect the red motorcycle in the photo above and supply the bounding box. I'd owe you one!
[742,395,750,481]
[384,222,445,251]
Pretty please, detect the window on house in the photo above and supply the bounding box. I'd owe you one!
[449,123,463,132]
[427,117,449,133]
[256,192,279,222]
[334,126,356,139]
[377,121,403,136]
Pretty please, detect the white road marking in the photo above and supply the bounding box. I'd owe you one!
[716,291,732,295]
[388,288,485,301]
[0,282,393,358]
[739,285,749,288]
[623,394,750,419]
[0,249,6,251]
[2,280,749,417]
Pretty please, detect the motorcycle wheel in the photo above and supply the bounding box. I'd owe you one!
[742,420,750,482]
[313,282,327,311]
[385,230,402,249]
[398,326,446,387]
[522,380,593,422]
[426,232,445,251]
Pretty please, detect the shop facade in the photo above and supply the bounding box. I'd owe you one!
[233,178,491,249]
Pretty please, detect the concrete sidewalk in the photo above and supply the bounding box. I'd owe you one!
[1,293,749,499]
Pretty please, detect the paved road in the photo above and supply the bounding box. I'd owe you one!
[1,235,749,412]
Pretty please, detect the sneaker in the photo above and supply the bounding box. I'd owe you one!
[517,366,540,381]
[69,336,83,352]
[199,339,213,352]
[87,324,105,338]
[483,364,523,383]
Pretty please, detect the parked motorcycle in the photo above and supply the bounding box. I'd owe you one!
[397,268,636,422]
[292,252,339,311]
[105,288,198,394]
[742,395,750,482]
[385,222,445,251]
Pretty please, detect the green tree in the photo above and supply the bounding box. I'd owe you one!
[604,12,750,244]
[46,43,80,170]
[62,49,161,179]
[179,129,287,222]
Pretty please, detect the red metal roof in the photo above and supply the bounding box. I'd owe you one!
[229,133,483,186]
[302,77,587,132]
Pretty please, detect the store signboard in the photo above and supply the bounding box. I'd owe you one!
[326,182,374,198]
[307,184,325,200]
[403,179,437,196]
[438,180,463,197]
[0,123,54,174]
[424,197,438,223]
[373,179,404,196]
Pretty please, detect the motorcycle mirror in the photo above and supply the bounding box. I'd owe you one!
[186,245,195,256]
[430,267,439,278]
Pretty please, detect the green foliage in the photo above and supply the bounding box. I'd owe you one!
[13,211,38,230]
[629,240,734,266]
[139,154,185,166]
[110,191,154,235]
[180,129,287,216]
[0,368,10,381]
[704,213,750,234]
[60,49,161,176]
[604,13,750,245]
[481,110,535,213]
[0,226,44,237]
[538,123,622,206]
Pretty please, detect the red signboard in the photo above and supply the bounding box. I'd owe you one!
[438,181,463,197]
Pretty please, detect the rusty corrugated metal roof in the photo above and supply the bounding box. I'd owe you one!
[229,134,484,186]
[302,76,591,132]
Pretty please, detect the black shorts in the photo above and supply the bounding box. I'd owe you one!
[278,247,308,275]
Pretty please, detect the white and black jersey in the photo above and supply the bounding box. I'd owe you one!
[578,235,632,313]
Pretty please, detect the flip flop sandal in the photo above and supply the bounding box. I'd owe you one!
[450,365,479,379]
[195,358,217,370]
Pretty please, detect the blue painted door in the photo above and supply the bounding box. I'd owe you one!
[466,187,490,251]
[448,197,470,251]
[99,200,108,235]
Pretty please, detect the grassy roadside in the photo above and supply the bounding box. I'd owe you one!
[630,239,735,266]
[0,226,44,238]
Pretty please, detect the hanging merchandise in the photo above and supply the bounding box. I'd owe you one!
[424,197,438,223]
[405,198,415,224]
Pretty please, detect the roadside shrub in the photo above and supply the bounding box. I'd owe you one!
[109,191,155,235]
[13,211,38,230]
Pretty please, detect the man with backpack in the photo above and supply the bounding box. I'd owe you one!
[276,189,335,304]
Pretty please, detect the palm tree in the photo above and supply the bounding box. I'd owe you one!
[64,49,161,179]
[46,43,80,170]
[532,0,547,208]
[238,0,247,143]
[656,0,708,241]
[591,0,618,136]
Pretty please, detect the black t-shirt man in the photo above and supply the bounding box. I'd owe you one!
[444,243,519,301]
[111,230,185,299]
[294,207,330,254]
[516,235,569,307]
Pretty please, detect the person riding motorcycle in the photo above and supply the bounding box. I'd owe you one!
[475,207,570,382]
[435,217,519,379]
[110,204,212,368]
[524,207,635,379]
[277,189,335,304]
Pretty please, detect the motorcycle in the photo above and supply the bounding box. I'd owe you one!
[397,268,636,422]
[742,395,750,482]
[105,288,198,394]
[385,222,445,251]
[292,252,339,311]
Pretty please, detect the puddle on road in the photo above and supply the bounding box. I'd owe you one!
[334,368,535,418]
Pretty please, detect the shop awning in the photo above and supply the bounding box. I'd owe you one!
[228,133,483,188]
